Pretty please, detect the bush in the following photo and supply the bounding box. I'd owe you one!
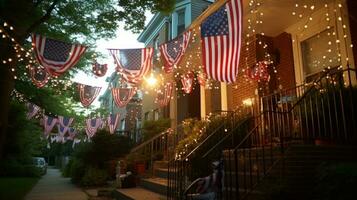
[142,118,171,141]
[0,159,41,177]
[69,159,86,184]
[80,167,108,186]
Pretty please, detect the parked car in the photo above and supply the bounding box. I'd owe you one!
[32,157,47,175]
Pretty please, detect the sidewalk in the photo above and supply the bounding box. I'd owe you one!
[25,167,88,200]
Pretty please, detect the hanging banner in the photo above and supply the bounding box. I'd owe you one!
[43,115,57,138]
[57,124,68,137]
[156,82,174,107]
[32,34,87,76]
[200,0,243,83]
[92,62,108,77]
[85,118,102,138]
[111,87,137,108]
[181,71,195,94]
[160,30,192,73]
[29,66,50,88]
[78,83,101,107]
[107,113,120,134]
[67,128,77,141]
[58,116,74,128]
[26,103,40,119]
[108,48,153,84]
[246,61,270,82]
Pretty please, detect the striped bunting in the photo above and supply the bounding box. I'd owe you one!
[111,87,137,108]
[85,118,102,138]
[32,34,87,76]
[181,71,194,94]
[156,82,174,107]
[29,66,50,88]
[160,30,191,73]
[108,48,153,85]
[78,83,101,107]
[107,113,120,134]
[26,103,40,119]
[43,115,57,138]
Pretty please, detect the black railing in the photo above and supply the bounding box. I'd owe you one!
[167,68,357,200]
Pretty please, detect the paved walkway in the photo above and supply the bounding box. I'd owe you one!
[25,168,88,200]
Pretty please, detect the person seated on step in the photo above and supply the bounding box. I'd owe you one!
[184,159,224,200]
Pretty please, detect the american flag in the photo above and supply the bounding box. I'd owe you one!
[29,66,49,88]
[107,113,120,134]
[108,48,153,84]
[26,103,40,119]
[92,62,108,77]
[58,116,74,128]
[32,34,87,77]
[85,118,102,138]
[181,71,194,94]
[111,87,137,108]
[43,115,57,138]
[156,82,174,107]
[201,0,243,83]
[78,83,101,107]
[160,31,191,73]
[57,124,68,137]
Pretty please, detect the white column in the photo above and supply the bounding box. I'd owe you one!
[221,82,228,111]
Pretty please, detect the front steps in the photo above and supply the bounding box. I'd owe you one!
[113,161,169,200]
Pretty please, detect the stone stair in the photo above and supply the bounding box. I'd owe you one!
[113,161,169,200]
[222,144,357,200]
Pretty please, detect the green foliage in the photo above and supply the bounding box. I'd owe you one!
[0,177,39,200]
[142,118,171,141]
[80,166,108,186]
[67,130,133,186]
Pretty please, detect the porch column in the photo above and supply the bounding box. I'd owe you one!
[170,85,177,129]
[200,85,206,119]
[221,82,228,111]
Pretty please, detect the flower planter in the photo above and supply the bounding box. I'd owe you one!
[135,163,146,175]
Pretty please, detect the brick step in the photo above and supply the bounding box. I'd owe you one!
[140,177,167,196]
[113,187,165,200]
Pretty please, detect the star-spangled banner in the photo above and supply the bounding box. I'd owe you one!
[67,128,77,141]
[29,66,50,88]
[108,48,153,84]
[107,113,120,134]
[78,83,101,107]
[201,0,243,83]
[92,62,108,77]
[85,118,102,138]
[181,71,194,94]
[111,87,137,108]
[58,116,74,128]
[43,115,57,138]
[156,82,174,107]
[160,30,192,73]
[32,34,87,76]
[26,103,40,119]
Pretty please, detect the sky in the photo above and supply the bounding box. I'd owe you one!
[72,12,154,107]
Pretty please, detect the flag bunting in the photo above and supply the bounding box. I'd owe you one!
[156,82,174,107]
[44,115,57,138]
[85,118,102,138]
[107,113,120,134]
[32,34,87,76]
[78,83,101,107]
[108,48,153,84]
[181,71,195,94]
[160,30,192,73]
[29,66,50,88]
[92,62,108,77]
[26,103,40,119]
[111,87,137,108]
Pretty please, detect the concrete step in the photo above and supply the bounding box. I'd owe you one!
[140,177,167,196]
[113,187,165,200]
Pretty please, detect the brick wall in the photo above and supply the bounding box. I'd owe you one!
[230,33,296,109]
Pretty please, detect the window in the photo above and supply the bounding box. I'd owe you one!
[301,28,341,81]
[177,9,186,35]
[153,35,160,60]
[144,112,150,121]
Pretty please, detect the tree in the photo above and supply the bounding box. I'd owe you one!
[0,0,174,159]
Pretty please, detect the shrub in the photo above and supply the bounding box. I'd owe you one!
[142,118,171,141]
[0,159,41,177]
[69,158,86,184]
[80,167,108,186]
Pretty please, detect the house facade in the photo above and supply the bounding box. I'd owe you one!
[138,0,356,129]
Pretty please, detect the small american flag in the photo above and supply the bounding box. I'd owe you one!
[160,31,191,73]
[201,0,243,83]
[181,71,195,94]
[29,66,49,88]
[26,103,40,119]
[108,48,153,84]
[92,62,108,77]
[107,113,120,134]
[85,118,102,138]
[32,34,87,76]
[58,116,74,128]
[78,83,101,107]
[111,87,137,108]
